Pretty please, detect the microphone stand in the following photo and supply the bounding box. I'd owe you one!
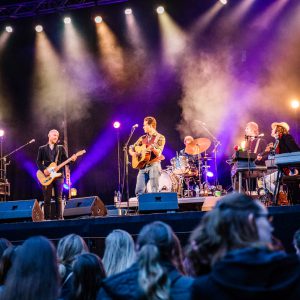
[0,139,35,201]
[197,122,221,186]
[123,126,137,209]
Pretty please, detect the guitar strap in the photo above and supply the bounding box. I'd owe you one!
[254,138,261,154]
[55,145,60,164]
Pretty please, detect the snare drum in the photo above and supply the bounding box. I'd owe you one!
[170,156,189,175]
[146,170,179,193]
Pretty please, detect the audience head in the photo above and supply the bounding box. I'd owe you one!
[57,234,89,278]
[70,253,106,300]
[0,246,17,285]
[293,229,300,255]
[102,229,136,276]
[186,193,273,275]
[136,221,184,300]
[57,234,89,265]
[1,236,59,300]
[0,238,12,258]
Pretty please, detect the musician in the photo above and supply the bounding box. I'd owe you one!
[264,122,300,195]
[244,122,267,165]
[129,117,165,196]
[36,129,76,220]
[179,135,201,171]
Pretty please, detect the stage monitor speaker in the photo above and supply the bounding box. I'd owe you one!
[138,192,178,213]
[201,196,221,211]
[0,199,44,223]
[64,196,107,219]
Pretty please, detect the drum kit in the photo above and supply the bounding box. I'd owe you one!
[147,137,215,197]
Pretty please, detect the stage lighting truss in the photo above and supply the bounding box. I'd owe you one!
[0,0,128,21]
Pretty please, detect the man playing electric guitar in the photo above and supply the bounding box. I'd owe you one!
[36,129,77,220]
[129,116,165,196]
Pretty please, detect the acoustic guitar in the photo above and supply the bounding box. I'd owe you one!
[36,150,86,186]
[131,144,164,169]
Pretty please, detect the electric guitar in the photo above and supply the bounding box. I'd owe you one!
[36,150,86,186]
[131,144,164,169]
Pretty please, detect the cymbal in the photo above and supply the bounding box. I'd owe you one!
[185,138,211,155]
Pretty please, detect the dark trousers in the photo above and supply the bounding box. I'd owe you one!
[42,177,64,220]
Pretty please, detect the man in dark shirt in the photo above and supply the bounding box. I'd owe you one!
[36,129,76,220]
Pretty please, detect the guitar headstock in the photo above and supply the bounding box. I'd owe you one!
[75,150,86,157]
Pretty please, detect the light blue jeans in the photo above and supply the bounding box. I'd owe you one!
[135,162,162,196]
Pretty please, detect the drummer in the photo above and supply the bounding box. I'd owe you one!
[179,136,200,167]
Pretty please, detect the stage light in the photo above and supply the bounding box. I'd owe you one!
[157,6,165,14]
[5,26,13,33]
[70,188,77,197]
[64,17,72,24]
[207,171,214,178]
[125,8,132,15]
[35,25,43,33]
[291,99,300,109]
[0,130,4,137]
[95,16,103,24]
[219,0,228,4]
[113,121,121,129]
[63,183,70,190]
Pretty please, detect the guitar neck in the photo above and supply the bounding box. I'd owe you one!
[56,157,73,171]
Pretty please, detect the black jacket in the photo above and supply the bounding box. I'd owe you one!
[36,144,68,173]
[192,247,300,300]
[97,263,194,300]
[278,134,300,154]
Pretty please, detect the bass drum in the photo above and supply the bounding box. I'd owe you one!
[147,170,179,193]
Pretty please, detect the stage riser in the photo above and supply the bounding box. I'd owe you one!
[0,205,300,254]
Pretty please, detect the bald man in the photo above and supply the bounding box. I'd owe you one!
[36,129,76,220]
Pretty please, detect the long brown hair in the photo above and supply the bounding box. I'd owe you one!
[137,221,185,300]
[185,193,264,276]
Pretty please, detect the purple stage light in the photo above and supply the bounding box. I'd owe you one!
[113,121,121,129]
[207,171,214,178]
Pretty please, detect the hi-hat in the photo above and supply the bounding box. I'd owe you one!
[185,138,211,155]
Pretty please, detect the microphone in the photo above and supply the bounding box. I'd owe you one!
[132,124,139,129]
[29,139,35,144]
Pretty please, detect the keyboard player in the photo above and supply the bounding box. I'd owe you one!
[264,122,300,194]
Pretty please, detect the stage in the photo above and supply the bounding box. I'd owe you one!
[1,203,300,256]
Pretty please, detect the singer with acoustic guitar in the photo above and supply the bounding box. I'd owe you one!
[36,129,77,220]
[129,116,165,196]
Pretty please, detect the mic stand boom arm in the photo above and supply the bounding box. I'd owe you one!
[0,139,35,163]
[0,139,35,201]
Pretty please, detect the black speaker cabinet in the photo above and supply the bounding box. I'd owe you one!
[138,192,178,213]
[0,199,44,223]
[64,196,107,219]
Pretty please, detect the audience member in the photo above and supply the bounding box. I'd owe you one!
[57,234,89,299]
[102,229,136,276]
[188,193,300,299]
[293,229,300,255]
[0,238,12,258]
[97,221,193,300]
[0,246,17,288]
[68,253,106,300]
[0,236,59,300]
